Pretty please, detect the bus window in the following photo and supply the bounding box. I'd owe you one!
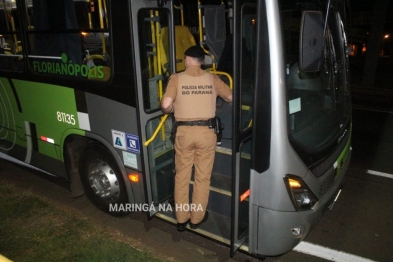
[0,0,23,71]
[240,5,256,131]
[26,0,111,82]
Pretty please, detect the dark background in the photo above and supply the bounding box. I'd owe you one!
[181,0,393,91]
[346,0,393,91]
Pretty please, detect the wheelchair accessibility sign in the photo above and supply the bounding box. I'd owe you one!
[126,134,140,154]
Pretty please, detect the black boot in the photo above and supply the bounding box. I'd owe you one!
[190,211,209,229]
[177,220,189,232]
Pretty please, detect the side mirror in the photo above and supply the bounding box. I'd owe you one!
[299,11,324,72]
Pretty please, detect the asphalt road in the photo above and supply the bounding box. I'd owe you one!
[1,102,393,262]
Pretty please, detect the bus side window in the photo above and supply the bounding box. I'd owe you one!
[26,0,111,82]
[31,0,82,62]
[0,1,24,72]
[240,7,256,133]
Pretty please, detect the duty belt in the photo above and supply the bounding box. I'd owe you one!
[176,119,213,127]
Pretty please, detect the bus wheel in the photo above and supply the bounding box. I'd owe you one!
[79,143,129,216]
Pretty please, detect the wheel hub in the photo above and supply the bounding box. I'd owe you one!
[88,159,120,202]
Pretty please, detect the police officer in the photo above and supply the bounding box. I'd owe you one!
[161,45,232,232]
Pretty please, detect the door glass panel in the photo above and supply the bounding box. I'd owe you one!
[137,8,170,113]
[145,115,174,204]
[237,137,252,238]
[0,0,24,71]
[240,4,256,131]
[232,3,256,249]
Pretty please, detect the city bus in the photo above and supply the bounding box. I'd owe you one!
[0,0,352,257]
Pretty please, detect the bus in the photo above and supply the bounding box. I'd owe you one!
[0,0,352,257]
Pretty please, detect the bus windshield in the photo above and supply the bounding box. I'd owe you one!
[281,0,351,166]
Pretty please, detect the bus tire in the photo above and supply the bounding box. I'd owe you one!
[79,143,129,216]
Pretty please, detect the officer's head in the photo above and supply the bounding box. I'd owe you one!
[184,45,206,66]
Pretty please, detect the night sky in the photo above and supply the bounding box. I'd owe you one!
[349,0,392,12]
[349,0,374,12]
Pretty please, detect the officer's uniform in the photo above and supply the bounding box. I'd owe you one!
[163,64,232,225]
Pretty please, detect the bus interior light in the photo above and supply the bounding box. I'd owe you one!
[285,175,318,211]
[128,173,139,183]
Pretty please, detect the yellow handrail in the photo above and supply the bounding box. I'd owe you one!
[156,10,163,99]
[10,16,19,53]
[149,10,157,77]
[155,11,168,141]
[144,114,168,146]
[198,0,203,47]
[87,0,93,29]
[103,0,108,28]
[209,70,233,90]
[174,1,184,26]
[98,0,106,54]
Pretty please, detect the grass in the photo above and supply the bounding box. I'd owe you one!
[0,181,163,262]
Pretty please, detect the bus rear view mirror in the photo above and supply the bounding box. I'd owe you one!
[299,11,324,72]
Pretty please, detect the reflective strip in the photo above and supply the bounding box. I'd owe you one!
[78,112,91,131]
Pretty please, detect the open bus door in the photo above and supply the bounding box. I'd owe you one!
[132,0,268,257]
[229,1,259,255]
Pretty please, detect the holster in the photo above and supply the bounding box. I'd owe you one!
[170,114,177,144]
[171,116,223,145]
[211,116,223,145]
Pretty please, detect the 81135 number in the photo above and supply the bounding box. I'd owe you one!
[57,111,76,125]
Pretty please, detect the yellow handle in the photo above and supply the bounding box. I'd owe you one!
[144,114,169,146]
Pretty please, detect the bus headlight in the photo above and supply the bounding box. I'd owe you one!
[284,175,318,211]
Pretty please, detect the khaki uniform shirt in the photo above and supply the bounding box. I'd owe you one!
[163,65,232,121]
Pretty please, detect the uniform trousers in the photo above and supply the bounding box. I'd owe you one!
[174,125,217,224]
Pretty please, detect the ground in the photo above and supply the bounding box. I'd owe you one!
[0,158,265,262]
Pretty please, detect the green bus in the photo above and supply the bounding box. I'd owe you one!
[0,0,352,257]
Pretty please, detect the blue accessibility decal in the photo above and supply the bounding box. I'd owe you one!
[126,134,140,154]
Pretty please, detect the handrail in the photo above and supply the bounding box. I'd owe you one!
[144,114,168,146]
[97,0,106,54]
[209,70,233,90]
[144,1,233,147]
[174,1,184,26]
[86,0,92,29]
[155,10,164,98]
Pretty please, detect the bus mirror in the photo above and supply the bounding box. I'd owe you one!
[299,11,324,72]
